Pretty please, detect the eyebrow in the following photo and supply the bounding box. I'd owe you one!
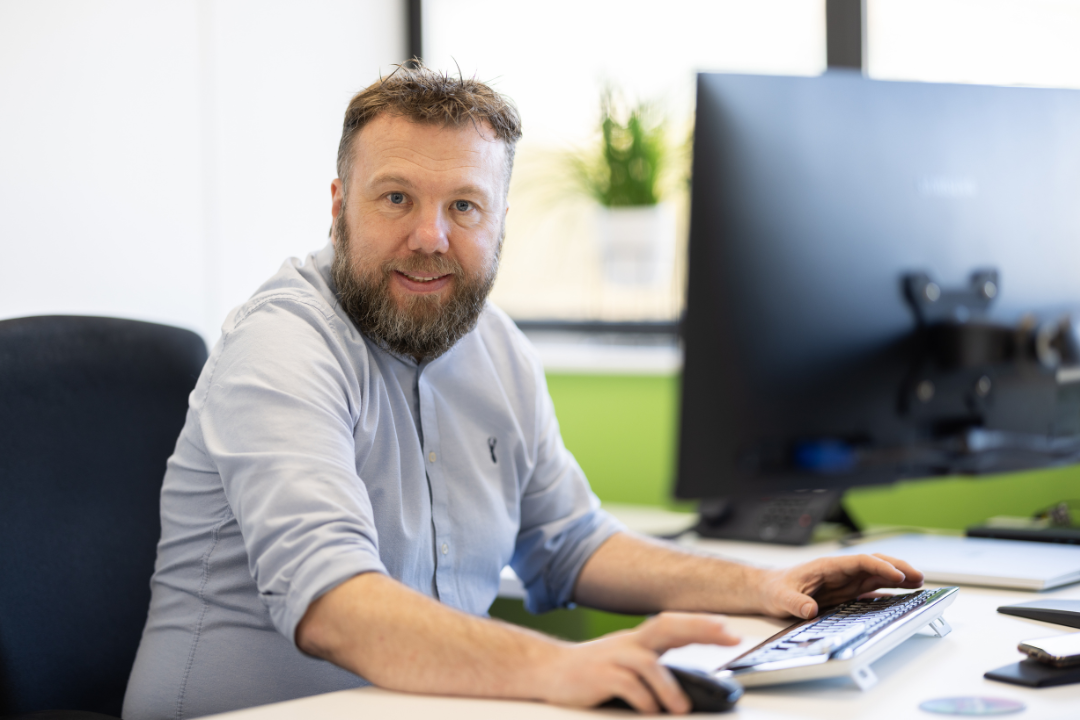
[451,185,489,198]
[369,174,415,189]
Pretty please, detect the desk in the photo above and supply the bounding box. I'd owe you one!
[204,513,1080,719]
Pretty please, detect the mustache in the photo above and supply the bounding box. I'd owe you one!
[382,254,463,278]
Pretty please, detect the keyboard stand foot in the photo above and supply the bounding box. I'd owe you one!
[928,616,952,638]
[851,665,878,691]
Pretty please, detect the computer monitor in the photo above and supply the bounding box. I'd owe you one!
[675,72,1080,524]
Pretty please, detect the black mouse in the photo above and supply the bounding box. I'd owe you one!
[599,665,743,713]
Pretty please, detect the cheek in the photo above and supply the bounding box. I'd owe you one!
[348,218,399,262]
[453,212,493,237]
[459,225,500,265]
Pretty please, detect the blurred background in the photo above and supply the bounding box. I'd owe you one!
[7,0,1080,341]
[5,0,1080,637]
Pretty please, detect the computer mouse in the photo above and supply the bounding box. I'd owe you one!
[599,665,743,713]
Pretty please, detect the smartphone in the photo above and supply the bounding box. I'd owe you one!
[1019,631,1080,667]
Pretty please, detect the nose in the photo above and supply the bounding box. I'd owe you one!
[408,204,451,255]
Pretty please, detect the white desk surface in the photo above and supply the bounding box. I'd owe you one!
[206,506,1080,719]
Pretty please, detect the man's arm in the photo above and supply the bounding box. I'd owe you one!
[296,534,923,715]
[295,571,739,715]
[573,531,925,619]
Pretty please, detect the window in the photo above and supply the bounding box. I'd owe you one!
[868,0,1080,88]
[423,0,827,322]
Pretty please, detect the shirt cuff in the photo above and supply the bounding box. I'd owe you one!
[522,508,627,614]
[267,545,388,646]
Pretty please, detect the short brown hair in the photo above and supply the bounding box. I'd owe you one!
[336,64,523,190]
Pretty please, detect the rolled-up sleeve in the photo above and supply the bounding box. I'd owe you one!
[510,369,626,614]
[197,295,385,643]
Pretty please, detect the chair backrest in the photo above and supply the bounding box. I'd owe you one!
[0,316,208,716]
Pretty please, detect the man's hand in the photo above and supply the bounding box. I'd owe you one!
[536,613,740,715]
[574,533,925,621]
[754,553,925,620]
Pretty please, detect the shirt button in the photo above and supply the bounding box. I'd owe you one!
[440,543,449,555]
[428,451,437,463]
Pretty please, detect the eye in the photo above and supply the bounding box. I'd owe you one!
[454,200,472,212]
[388,192,406,205]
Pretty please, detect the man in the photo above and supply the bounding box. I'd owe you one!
[124,66,922,719]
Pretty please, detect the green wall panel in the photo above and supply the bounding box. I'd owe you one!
[488,598,644,643]
[844,466,1080,531]
[545,373,683,508]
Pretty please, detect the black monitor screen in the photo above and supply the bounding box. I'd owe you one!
[676,71,1080,500]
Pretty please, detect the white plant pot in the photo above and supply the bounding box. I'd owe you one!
[595,203,677,286]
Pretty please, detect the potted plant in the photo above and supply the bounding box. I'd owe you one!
[570,92,677,286]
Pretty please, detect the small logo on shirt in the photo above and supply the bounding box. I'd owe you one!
[487,437,497,464]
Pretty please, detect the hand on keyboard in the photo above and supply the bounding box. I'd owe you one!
[751,553,926,620]
[724,588,953,674]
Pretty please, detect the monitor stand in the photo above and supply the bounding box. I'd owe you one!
[694,491,858,545]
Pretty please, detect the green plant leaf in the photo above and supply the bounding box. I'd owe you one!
[568,91,670,208]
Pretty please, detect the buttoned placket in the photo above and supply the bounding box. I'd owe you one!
[417,359,457,608]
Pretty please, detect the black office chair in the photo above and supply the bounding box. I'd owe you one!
[0,316,208,719]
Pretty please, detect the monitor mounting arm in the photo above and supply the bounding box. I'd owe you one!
[902,269,1079,385]
[899,270,1080,466]
[904,270,1000,326]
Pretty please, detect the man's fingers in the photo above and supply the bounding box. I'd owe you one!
[758,582,819,619]
[840,554,924,593]
[621,654,690,715]
[571,616,740,714]
[844,553,909,584]
[808,553,908,593]
[797,553,925,608]
[595,615,738,714]
[873,553,924,586]
[637,612,741,653]
[782,590,818,619]
[610,668,661,715]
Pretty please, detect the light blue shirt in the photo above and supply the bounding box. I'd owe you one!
[123,242,623,719]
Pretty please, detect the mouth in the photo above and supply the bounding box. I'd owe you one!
[392,269,454,294]
[398,271,448,283]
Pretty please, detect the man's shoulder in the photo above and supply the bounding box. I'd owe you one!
[228,283,335,334]
[222,247,348,338]
[210,247,372,376]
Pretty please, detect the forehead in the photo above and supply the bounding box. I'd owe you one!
[350,113,507,190]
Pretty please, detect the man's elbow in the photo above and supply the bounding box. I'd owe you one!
[295,589,337,659]
[294,572,380,660]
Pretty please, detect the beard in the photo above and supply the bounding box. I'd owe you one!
[330,208,501,360]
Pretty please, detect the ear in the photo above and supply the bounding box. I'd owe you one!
[330,179,344,245]
[331,179,344,219]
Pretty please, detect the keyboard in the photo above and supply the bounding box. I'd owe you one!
[716,586,959,691]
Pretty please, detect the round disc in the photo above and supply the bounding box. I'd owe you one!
[919,697,1026,716]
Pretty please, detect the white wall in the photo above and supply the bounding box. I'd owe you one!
[0,0,406,345]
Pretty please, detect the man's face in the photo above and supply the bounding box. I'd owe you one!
[329,113,510,359]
